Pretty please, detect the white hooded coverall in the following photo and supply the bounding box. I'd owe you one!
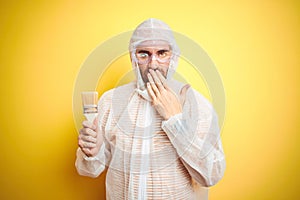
[75,18,225,200]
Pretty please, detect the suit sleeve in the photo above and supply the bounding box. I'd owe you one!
[162,89,226,187]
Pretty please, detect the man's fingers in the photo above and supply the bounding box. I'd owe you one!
[81,148,92,156]
[155,70,168,89]
[80,128,97,138]
[147,72,155,84]
[147,82,157,102]
[93,116,100,132]
[79,140,96,149]
[82,120,96,130]
[79,117,101,157]
[147,73,160,95]
[149,69,164,90]
[82,147,99,157]
[179,84,191,105]
[180,84,191,95]
[93,116,99,126]
[79,134,97,143]
[149,69,161,84]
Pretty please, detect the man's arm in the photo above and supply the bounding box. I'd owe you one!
[146,70,225,186]
[75,91,112,178]
[161,105,225,187]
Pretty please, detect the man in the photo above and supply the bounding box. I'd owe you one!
[76,18,225,199]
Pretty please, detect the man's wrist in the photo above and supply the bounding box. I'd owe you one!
[163,113,183,123]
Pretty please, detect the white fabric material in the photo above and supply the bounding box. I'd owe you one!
[75,18,225,199]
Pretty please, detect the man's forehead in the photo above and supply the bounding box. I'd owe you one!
[136,40,171,50]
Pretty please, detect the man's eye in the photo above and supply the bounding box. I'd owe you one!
[159,52,167,57]
[158,51,169,58]
[158,50,169,55]
[138,53,149,58]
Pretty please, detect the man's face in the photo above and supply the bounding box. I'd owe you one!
[134,43,172,83]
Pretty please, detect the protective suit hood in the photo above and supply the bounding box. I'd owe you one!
[129,18,180,92]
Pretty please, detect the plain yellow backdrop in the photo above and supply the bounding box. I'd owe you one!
[0,1,299,199]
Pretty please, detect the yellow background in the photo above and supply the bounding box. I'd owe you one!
[0,1,299,199]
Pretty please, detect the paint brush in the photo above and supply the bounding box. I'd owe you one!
[81,91,98,122]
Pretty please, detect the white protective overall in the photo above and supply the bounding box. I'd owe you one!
[76,18,225,200]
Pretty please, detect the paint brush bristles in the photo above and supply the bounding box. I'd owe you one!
[81,91,98,114]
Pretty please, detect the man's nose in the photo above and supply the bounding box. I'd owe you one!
[149,55,158,69]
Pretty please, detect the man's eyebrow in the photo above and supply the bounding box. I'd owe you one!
[137,49,170,54]
[157,49,170,53]
[137,50,150,54]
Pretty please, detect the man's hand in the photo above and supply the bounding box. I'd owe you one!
[78,118,103,157]
[146,69,190,120]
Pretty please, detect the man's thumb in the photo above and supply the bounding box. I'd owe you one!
[179,84,191,105]
[93,116,99,130]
